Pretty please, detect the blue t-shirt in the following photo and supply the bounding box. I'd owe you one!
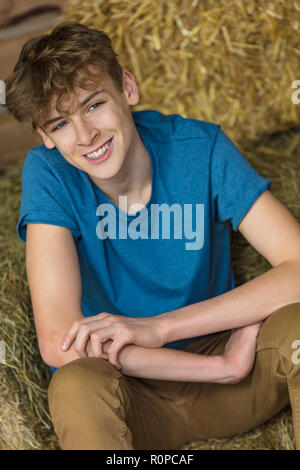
[16,110,271,373]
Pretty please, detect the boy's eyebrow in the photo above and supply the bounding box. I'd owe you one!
[42,89,106,130]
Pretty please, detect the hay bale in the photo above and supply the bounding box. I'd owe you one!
[0,127,299,450]
[0,371,38,450]
[54,0,300,146]
[1,0,300,448]
[0,166,59,450]
[231,128,300,285]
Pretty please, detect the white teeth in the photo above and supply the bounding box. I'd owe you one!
[85,140,111,159]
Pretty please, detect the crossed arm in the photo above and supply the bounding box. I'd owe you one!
[26,190,300,383]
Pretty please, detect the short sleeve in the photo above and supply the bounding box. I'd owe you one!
[16,149,81,242]
[211,127,272,231]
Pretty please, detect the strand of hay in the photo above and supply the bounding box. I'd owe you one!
[0,127,299,449]
[54,0,300,146]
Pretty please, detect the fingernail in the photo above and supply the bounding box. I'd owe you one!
[61,342,67,351]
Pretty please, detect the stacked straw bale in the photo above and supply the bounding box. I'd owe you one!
[1,0,300,450]
[0,164,59,449]
[53,0,300,145]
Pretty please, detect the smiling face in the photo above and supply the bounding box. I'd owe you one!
[36,68,141,183]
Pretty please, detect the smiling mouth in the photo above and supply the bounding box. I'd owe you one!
[83,137,113,158]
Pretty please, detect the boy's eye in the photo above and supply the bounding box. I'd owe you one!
[89,101,104,111]
[52,121,66,132]
[51,102,104,132]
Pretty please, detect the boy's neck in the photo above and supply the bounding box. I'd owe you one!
[89,133,152,212]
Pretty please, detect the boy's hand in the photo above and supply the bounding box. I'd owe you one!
[85,338,112,362]
[60,313,164,369]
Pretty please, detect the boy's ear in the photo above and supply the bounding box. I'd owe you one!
[36,127,56,149]
[122,69,139,106]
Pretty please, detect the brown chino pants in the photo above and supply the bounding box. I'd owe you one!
[48,302,300,450]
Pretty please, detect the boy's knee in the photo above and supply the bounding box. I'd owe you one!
[257,302,300,354]
[48,357,123,409]
[47,357,132,449]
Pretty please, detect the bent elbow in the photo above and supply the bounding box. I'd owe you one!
[230,363,253,384]
[38,337,59,368]
[40,336,82,369]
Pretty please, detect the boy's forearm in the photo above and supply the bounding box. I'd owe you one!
[158,260,300,344]
[49,339,236,384]
[117,344,236,384]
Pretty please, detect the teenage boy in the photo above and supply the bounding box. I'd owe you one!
[4,21,300,450]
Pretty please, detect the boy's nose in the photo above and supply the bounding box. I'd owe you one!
[74,119,99,147]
